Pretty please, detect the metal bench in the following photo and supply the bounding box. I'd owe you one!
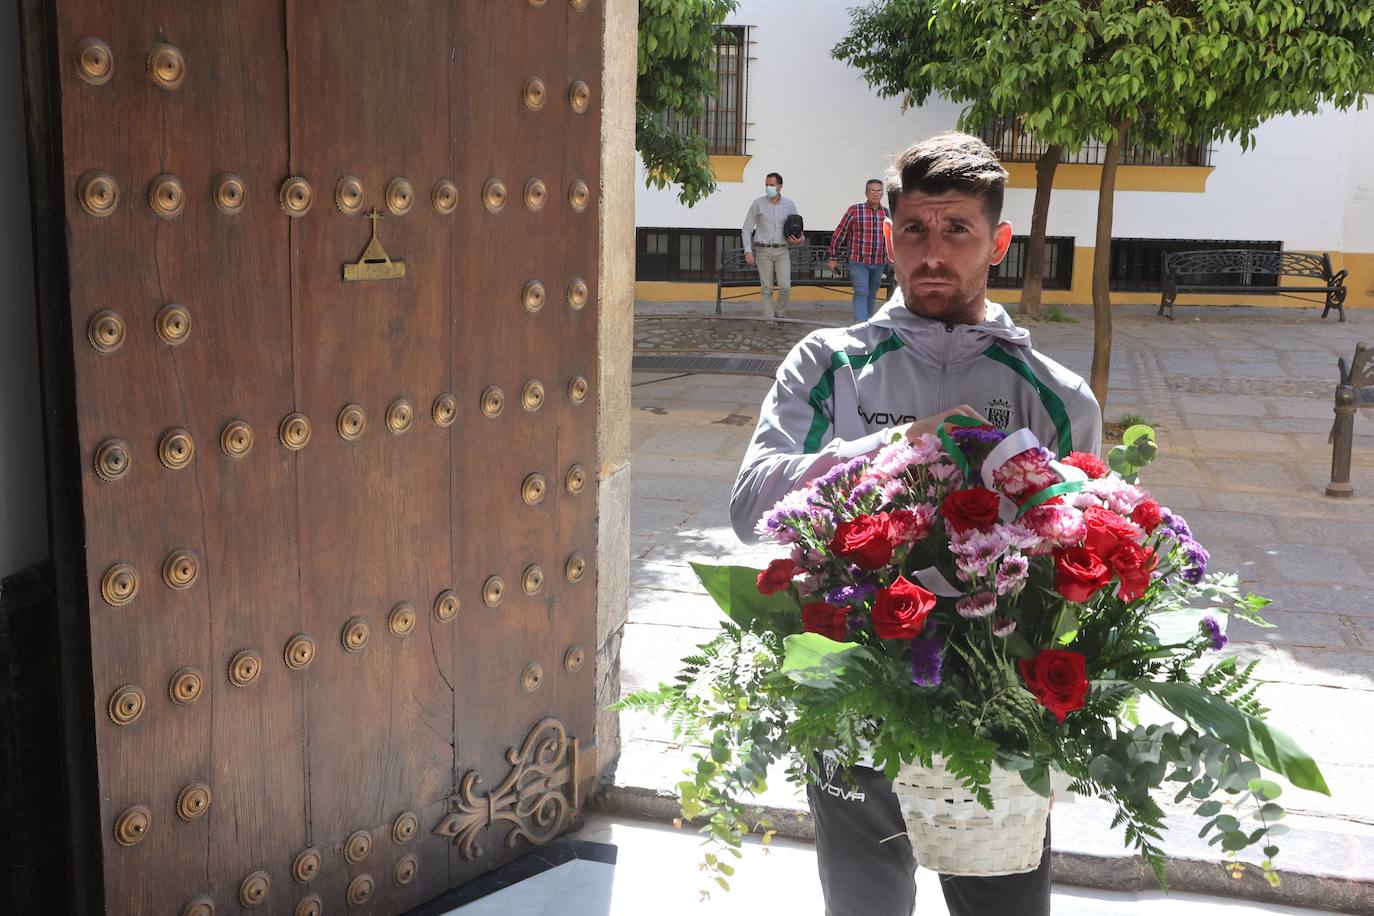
[1327,342,1374,497]
[1158,249,1347,322]
[715,244,892,315]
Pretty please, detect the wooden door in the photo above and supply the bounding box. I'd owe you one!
[22,2,601,913]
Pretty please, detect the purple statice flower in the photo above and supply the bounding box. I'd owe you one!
[1160,508,1192,540]
[909,634,945,686]
[1201,615,1228,651]
[758,488,811,542]
[846,610,867,639]
[844,479,880,512]
[955,592,997,619]
[992,617,1018,638]
[1180,538,1210,585]
[951,425,1007,447]
[826,582,877,607]
[995,553,1030,596]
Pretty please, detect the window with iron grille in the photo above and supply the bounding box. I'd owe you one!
[988,236,1075,290]
[637,227,823,282]
[978,117,1212,167]
[659,26,748,156]
[1109,238,1283,291]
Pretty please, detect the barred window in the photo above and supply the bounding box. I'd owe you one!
[660,26,749,156]
[988,236,1075,290]
[1110,238,1282,291]
[978,117,1211,167]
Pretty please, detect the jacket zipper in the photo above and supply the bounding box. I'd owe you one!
[937,323,954,408]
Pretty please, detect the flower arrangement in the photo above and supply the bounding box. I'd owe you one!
[618,420,1327,892]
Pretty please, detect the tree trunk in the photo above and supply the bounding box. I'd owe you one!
[1089,117,1130,416]
[1018,145,1061,318]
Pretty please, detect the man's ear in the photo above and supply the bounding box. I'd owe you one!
[883,218,894,261]
[989,221,1013,266]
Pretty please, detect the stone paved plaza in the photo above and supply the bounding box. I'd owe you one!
[607,299,1374,913]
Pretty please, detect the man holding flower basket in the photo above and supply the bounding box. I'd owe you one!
[620,133,1325,916]
[733,132,1101,916]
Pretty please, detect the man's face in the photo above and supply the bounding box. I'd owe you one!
[864,183,883,206]
[883,189,1012,324]
[765,176,780,192]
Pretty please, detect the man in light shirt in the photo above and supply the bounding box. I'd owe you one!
[742,171,803,318]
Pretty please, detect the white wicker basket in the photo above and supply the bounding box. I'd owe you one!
[892,756,1049,876]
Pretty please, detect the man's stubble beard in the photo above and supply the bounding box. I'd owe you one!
[899,278,986,325]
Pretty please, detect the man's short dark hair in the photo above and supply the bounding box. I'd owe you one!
[865,178,883,190]
[885,132,1008,225]
[766,172,783,185]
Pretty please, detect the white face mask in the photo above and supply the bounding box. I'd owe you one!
[764,186,779,199]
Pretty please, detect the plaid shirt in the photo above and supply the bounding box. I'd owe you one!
[828,202,890,265]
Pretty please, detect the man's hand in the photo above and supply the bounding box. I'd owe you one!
[786,234,803,244]
[892,404,987,442]
[744,251,755,266]
[827,259,839,272]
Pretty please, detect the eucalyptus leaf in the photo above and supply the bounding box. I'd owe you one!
[1137,680,1329,795]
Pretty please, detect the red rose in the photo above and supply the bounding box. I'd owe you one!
[802,601,849,641]
[1081,506,1142,560]
[1053,546,1112,603]
[828,513,897,571]
[940,487,1001,535]
[1062,451,1108,479]
[870,575,936,640]
[1131,499,1163,534]
[756,558,798,595]
[1109,541,1157,603]
[1017,649,1090,722]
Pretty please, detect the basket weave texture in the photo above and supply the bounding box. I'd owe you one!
[892,756,1049,876]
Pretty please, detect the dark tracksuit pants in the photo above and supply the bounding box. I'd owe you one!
[807,759,1052,916]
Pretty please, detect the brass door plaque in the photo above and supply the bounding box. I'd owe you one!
[343,208,406,282]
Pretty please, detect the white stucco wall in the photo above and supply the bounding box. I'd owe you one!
[635,0,1369,255]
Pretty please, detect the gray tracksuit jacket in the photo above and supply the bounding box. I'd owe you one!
[730,293,1102,543]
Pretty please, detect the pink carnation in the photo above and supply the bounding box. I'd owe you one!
[1020,504,1086,552]
[992,448,1059,501]
[992,617,1018,637]
[889,505,936,544]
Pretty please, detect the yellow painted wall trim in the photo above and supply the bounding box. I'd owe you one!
[709,154,751,183]
[636,248,1374,309]
[1004,162,1214,193]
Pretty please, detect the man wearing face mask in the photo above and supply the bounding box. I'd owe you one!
[742,172,803,318]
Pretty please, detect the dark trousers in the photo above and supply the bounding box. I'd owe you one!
[807,759,1051,916]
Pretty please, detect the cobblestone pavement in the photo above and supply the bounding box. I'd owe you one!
[610,300,1374,912]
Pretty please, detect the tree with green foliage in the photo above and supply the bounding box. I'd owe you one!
[637,0,739,206]
[834,0,1068,319]
[837,0,1374,414]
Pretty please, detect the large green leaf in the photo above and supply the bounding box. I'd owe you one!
[690,562,801,633]
[1136,680,1329,795]
[781,633,871,688]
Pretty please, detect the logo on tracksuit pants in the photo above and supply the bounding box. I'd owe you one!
[819,752,866,803]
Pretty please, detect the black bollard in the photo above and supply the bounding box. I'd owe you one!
[1326,385,1357,497]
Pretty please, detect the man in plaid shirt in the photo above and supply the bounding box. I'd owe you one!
[828,179,892,322]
